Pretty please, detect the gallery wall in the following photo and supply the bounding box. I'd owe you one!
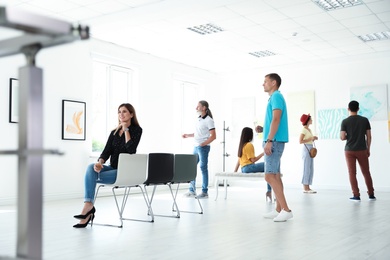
[0,38,389,205]
[219,53,390,192]
[0,39,221,205]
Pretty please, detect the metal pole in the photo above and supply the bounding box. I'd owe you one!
[223,121,226,172]
[17,44,43,259]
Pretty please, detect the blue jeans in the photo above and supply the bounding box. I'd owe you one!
[263,142,285,174]
[190,145,210,194]
[84,163,117,202]
[302,144,314,185]
[241,163,272,192]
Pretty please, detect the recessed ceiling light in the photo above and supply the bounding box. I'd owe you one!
[311,0,364,11]
[187,23,224,35]
[249,50,276,58]
[358,31,390,42]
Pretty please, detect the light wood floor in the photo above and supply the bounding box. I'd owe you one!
[1,183,389,260]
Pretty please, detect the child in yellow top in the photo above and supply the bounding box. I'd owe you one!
[234,127,272,201]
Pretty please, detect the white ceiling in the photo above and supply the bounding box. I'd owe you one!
[1,0,390,73]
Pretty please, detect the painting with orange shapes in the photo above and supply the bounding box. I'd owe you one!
[62,100,86,140]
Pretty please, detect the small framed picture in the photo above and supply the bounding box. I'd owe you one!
[9,78,18,123]
[62,99,86,140]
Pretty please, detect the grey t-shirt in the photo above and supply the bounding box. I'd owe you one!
[340,115,371,151]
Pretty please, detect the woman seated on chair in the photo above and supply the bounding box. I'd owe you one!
[73,103,142,228]
[234,127,273,202]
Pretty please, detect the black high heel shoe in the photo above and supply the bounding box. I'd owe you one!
[266,191,272,203]
[73,214,95,228]
[74,207,96,219]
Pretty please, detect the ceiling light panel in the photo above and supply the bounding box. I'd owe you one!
[249,50,276,58]
[358,31,390,42]
[312,0,364,11]
[187,23,224,35]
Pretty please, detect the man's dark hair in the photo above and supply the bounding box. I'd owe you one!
[266,73,282,88]
[348,100,359,112]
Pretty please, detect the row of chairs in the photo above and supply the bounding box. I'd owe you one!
[93,153,202,228]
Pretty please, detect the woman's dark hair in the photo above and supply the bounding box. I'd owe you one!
[199,100,213,119]
[304,116,311,126]
[237,127,253,157]
[113,103,140,135]
[119,103,140,127]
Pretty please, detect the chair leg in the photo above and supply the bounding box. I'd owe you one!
[144,185,178,218]
[224,179,228,199]
[172,184,203,214]
[168,184,180,218]
[195,196,203,214]
[120,186,154,223]
[94,185,154,227]
[111,186,125,227]
[92,185,125,228]
[172,184,180,213]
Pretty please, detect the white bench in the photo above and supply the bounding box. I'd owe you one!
[214,172,265,200]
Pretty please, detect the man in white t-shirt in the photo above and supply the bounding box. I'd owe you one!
[182,100,216,198]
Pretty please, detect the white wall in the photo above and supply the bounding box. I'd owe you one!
[0,39,221,205]
[1,39,389,205]
[219,54,390,193]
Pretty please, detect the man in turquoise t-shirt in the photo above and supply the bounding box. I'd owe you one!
[262,73,293,222]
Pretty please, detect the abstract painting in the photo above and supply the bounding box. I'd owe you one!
[286,90,316,137]
[62,100,86,140]
[318,108,348,139]
[350,84,388,121]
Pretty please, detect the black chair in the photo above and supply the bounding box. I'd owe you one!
[143,153,178,218]
[171,154,203,216]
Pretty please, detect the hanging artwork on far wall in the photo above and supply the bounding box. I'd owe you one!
[62,99,86,140]
[9,78,18,123]
[318,108,348,139]
[350,84,388,121]
[286,90,316,137]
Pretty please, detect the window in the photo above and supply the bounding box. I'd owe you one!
[172,80,201,152]
[91,60,133,153]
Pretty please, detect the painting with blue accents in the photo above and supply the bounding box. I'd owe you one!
[350,85,388,121]
[318,108,348,139]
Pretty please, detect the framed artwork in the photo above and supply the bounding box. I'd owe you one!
[286,90,316,137]
[62,100,86,140]
[9,78,18,123]
[350,84,388,121]
[318,108,348,139]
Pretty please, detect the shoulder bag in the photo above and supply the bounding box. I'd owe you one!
[304,142,317,158]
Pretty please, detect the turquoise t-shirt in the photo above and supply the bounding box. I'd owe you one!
[263,90,289,142]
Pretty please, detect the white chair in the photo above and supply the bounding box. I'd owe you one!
[94,153,153,227]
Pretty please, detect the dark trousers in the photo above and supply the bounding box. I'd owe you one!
[345,150,374,197]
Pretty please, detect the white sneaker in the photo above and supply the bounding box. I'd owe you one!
[183,191,197,198]
[303,189,317,194]
[263,210,279,219]
[273,209,293,222]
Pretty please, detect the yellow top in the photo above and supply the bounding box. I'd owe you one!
[301,127,314,144]
[239,142,255,167]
